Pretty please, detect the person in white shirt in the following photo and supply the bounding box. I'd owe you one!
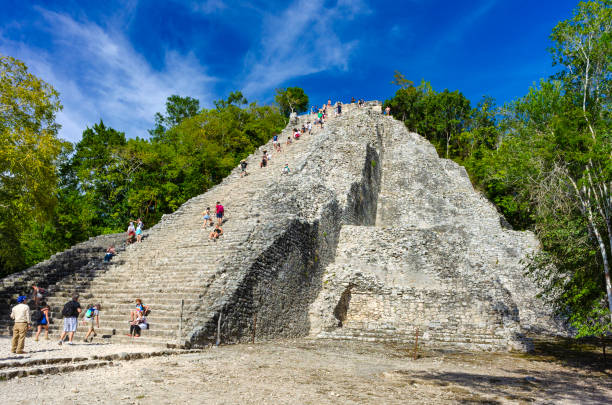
[10,296,30,354]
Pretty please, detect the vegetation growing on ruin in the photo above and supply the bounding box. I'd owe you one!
[385,0,611,341]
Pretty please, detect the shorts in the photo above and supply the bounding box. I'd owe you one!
[63,317,78,332]
[203,215,210,220]
[216,213,223,219]
[87,318,95,330]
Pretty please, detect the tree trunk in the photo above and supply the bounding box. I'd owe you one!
[568,174,612,323]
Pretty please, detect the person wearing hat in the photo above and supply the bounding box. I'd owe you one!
[10,296,31,354]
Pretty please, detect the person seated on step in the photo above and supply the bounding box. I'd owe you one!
[127,309,147,338]
[130,299,149,322]
[126,221,136,244]
[293,128,300,140]
[104,245,116,262]
[260,151,268,168]
[209,224,223,240]
[286,136,292,146]
[281,163,290,175]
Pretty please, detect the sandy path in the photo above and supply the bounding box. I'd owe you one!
[1,339,610,404]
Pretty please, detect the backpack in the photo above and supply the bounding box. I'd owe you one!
[61,301,75,317]
[31,309,43,322]
[217,205,224,214]
[85,308,96,319]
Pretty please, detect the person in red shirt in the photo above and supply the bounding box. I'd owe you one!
[215,202,224,226]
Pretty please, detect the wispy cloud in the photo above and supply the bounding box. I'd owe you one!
[0,9,215,142]
[241,0,370,97]
[433,0,499,51]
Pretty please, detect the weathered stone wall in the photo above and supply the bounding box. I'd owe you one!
[309,115,566,351]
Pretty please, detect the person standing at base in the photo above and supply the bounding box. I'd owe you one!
[83,304,100,343]
[34,302,50,341]
[58,293,81,345]
[10,296,30,354]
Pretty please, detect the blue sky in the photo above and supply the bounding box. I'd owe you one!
[0,0,578,142]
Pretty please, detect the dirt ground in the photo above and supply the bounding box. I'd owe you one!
[0,339,610,404]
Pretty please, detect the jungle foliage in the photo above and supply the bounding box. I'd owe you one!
[0,79,286,276]
[384,0,612,340]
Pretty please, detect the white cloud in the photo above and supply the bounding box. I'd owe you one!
[241,0,369,97]
[0,9,215,142]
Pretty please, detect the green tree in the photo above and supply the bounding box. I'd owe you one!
[546,0,612,326]
[419,89,471,158]
[274,87,309,117]
[149,95,200,141]
[0,55,65,274]
[64,121,132,232]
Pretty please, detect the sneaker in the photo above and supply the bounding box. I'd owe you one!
[67,342,73,345]
[83,338,88,343]
[58,340,62,345]
[44,337,50,340]
[34,337,39,342]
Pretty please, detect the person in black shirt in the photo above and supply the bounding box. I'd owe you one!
[58,293,81,345]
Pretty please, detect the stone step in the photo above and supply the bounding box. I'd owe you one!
[47,289,203,298]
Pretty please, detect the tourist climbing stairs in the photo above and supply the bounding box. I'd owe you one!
[0,103,365,347]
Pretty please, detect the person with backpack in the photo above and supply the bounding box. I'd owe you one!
[10,296,30,354]
[83,304,100,343]
[58,293,81,345]
[215,201,224,226]
[33,302,50,341]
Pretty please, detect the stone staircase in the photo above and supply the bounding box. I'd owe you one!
[0,102,383,347]
[2,103,564,351]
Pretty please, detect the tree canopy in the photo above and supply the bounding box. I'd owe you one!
[274,87,309,117]
[384,0,612,340]
[0,55,66,272]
